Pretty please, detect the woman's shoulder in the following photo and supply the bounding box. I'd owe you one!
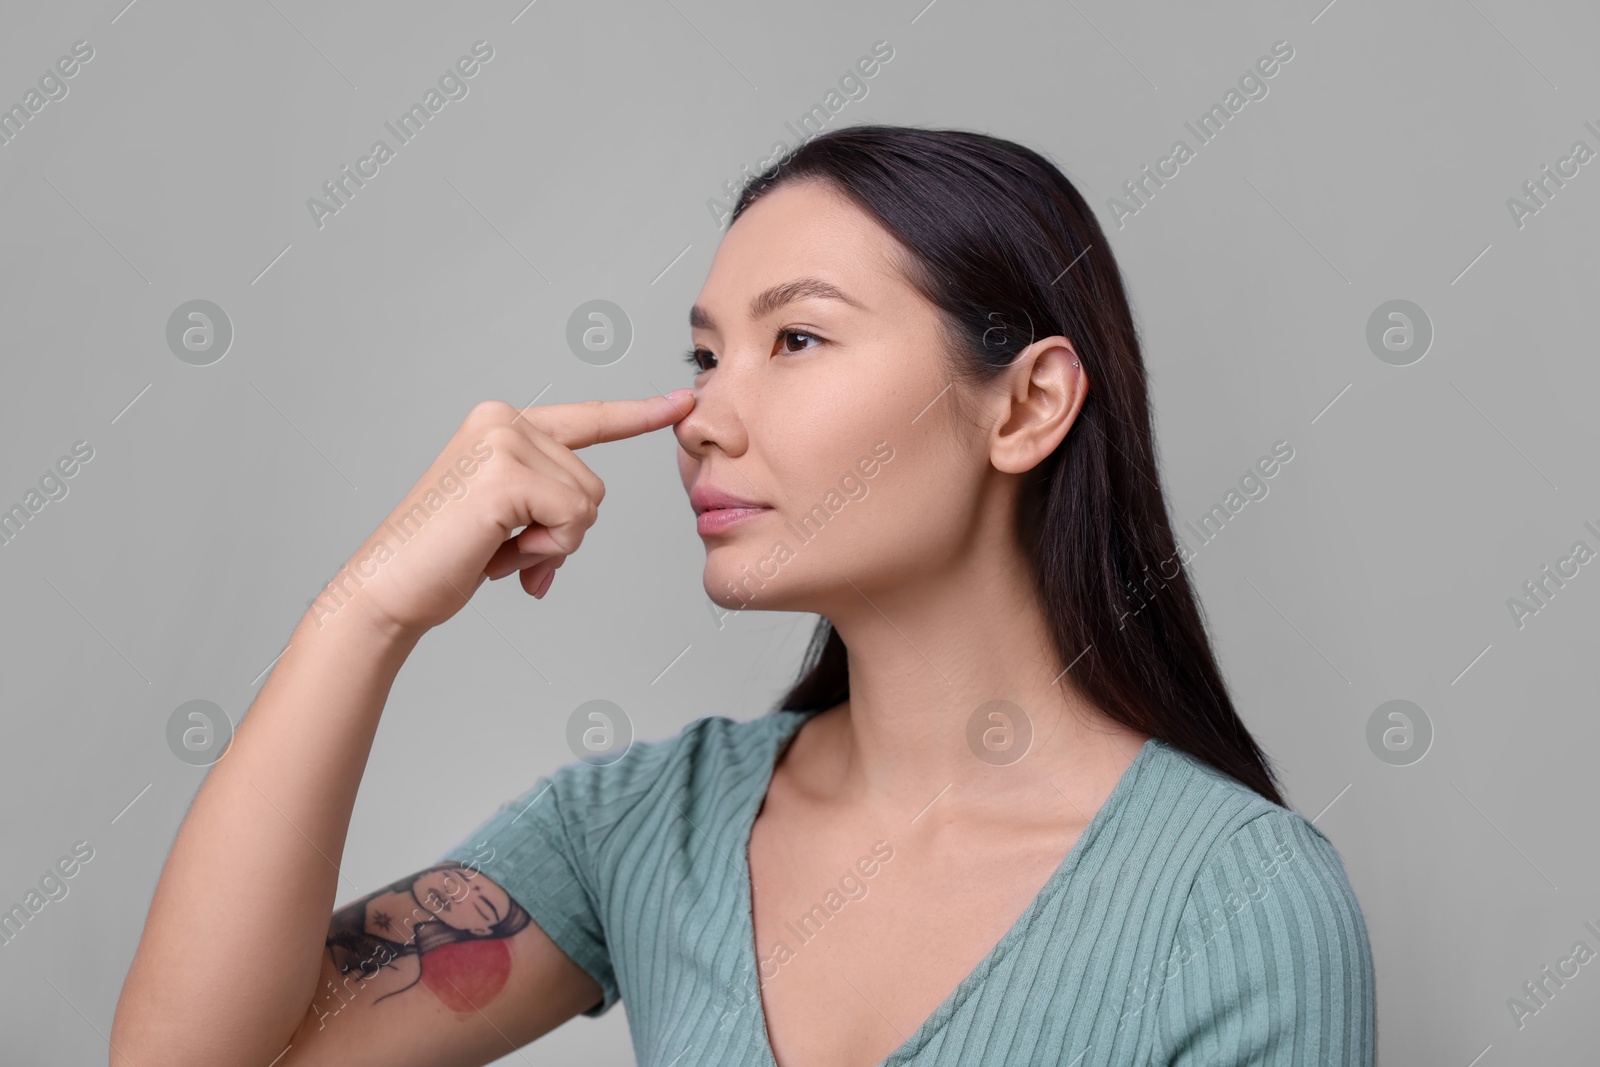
[1137,739,1373,985]
[529,708,807,830]
[1123,739,1372,955]
[1141,738,1355,879]
[442,709,803,871]
[1138,742,1377,1062]
[551,706,803,784]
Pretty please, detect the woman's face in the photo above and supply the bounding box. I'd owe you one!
[674,179,991,615]
[411,865,511,935]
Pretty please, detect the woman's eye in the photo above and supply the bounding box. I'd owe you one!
[682,330,818,373]
[778,329,821,354]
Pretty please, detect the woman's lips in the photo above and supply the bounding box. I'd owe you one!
[696,506,772,536]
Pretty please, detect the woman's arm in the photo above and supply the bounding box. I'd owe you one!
[107,600,418,1063]
[105,602,440,1063]
[108,395,693,1066]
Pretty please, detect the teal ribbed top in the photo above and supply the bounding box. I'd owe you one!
[441,709,1376,1065]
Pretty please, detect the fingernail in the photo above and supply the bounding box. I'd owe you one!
[665,388,693,401]
[534,569,555,598]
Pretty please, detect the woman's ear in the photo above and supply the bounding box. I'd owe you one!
[988,335,1087,475]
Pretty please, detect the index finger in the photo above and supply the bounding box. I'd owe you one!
[520,390,696,450]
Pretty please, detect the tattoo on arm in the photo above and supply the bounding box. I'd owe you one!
[312,848,531,1029]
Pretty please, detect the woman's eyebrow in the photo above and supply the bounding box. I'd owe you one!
[689,277,865,330]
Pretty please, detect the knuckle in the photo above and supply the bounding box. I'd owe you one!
[560,487,598,526]
[468,399,517,425]
[479,423,523,454]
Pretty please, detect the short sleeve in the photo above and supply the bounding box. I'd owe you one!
[1151,808,1377,1065]
[438,760,621,1018]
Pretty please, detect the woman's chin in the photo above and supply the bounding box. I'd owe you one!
[701,564,796,613]
[702,574,759,612]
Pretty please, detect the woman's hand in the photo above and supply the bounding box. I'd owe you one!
[317,392,694,640]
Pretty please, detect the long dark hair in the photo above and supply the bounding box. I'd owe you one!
[729,123,1286,808]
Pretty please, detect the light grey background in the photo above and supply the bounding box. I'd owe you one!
[2,0,1596,1063]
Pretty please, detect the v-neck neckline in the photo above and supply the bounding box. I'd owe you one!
[736,708,1163,1067]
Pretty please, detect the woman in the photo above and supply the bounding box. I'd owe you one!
[111,124,1376,1066]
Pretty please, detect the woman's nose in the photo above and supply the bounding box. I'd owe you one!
[673,379,745,459]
